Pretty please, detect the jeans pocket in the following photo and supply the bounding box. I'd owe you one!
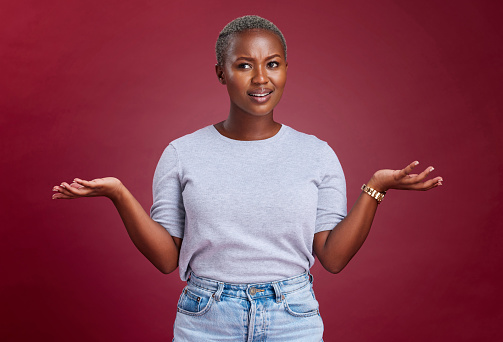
[283,283,320,317]
[177,284,216,317]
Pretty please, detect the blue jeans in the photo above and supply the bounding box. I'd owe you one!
[173,271,324,341]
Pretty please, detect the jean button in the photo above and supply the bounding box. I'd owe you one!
[249,287,257,295]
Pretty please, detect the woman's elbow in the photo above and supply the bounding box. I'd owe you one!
[324,265,344,274]
[158,267,176,274]
[320,259,348,274]
[156,262,178,274]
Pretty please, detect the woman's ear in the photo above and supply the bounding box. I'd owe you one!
[215,64,226,85]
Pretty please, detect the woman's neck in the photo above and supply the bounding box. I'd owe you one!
[214,114,281,141]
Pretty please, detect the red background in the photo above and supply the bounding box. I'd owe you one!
[1,0,502,341]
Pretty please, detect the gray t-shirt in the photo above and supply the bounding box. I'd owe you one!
[150,124,347,283]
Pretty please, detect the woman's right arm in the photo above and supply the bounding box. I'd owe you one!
[52,177,181,274]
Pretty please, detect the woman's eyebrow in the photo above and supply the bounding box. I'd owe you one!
[265,54,282,60]
[235,54,282,62]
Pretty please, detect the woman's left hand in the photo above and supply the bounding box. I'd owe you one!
[366,161,443,192]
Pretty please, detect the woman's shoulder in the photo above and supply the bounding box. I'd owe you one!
[283,125,331,148]
[282,125,341,165]
[168,125,214,147]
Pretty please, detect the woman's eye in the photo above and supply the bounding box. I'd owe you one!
[268,61,279,68]
[237,63,252,69]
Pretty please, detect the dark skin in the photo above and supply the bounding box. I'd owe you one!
[214,29,286,141]
[52,29,443,274]
[213,30,443,272]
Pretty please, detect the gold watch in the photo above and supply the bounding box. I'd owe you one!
[361,184,386,204]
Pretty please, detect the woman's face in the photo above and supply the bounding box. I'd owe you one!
[216,29,288,118]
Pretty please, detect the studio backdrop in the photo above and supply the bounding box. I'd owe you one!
[1,0,502,341]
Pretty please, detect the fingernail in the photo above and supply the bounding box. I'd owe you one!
[78,186,84,189]
[60,184,66,188]
[430,167,434,172]
[415,161,419,165]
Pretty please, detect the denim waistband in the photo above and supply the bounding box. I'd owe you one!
[187,271,314,303]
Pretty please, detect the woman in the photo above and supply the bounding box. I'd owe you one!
[52,15,442,342]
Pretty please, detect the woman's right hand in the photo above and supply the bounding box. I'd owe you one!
[52,177,123,200]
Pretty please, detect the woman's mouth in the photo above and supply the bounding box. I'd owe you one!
[248,89,273,103]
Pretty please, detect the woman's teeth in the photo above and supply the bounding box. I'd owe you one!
[250,92,272,97]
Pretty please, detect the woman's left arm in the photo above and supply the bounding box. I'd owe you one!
[313,161,443,274]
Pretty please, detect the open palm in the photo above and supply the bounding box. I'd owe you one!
[369,161,443,192]
[52,177,123,200]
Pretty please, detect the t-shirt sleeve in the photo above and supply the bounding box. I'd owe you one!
[150,144,185,238]
[315,142,347,233]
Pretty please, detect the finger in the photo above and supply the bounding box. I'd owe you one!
[52,186,63,199]
[410,166,435,183]
[73,178,94,188]
[52,185,69,194]
[423,177,442,190]
[69,182,84,189]
[52,192,77,199]
[52,184,77,198]
[61,182,88,196]
[397,161,419,179]
[52,180,89,198]
[413,176,443,191]
[59,182,81,197]
[52,183,88,199]
[60,182,93,198]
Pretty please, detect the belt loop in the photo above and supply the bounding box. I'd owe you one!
[272,282,283,303]
[213,282,224,302]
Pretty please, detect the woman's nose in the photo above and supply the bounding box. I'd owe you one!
[251,67,268,84]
